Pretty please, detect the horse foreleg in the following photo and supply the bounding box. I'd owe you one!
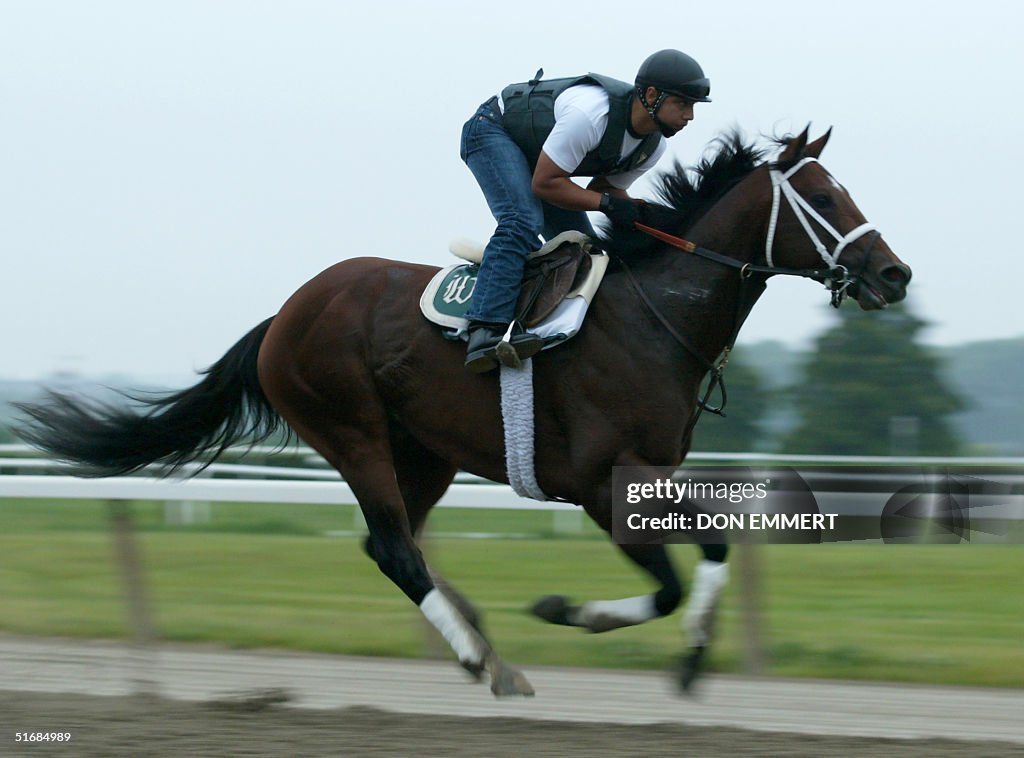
[531,542,682,633]
[682,546,729,647]
[679,545,730,692]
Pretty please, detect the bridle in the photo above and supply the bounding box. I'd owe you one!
[632,153,884,309]
[766,156,880,307]
[619,151,884,436]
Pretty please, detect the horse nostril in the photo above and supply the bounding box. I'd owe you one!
[881,263,912,286]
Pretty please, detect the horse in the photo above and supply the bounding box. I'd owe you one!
[15,126,912,697]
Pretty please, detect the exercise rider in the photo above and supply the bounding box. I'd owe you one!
[459,49,711,372]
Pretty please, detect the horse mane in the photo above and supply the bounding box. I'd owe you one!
[601,130,770,259]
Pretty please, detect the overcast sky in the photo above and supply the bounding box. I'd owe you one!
[3,0,1021,382]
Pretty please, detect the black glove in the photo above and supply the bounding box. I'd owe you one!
[599,193,645,229]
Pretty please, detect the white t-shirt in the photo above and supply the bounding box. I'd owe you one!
[501,84,666,190]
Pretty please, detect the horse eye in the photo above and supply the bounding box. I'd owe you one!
[810,193,834,210]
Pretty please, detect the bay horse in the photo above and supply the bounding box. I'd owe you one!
[16,127,911,696]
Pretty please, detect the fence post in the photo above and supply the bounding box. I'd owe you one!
[736,543,765,675]
[108,499,158,694]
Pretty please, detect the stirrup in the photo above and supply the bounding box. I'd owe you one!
[496,322,542,369]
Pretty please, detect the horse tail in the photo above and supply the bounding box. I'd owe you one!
[14,317,288,477]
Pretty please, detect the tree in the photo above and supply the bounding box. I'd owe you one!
[780,304,964,456]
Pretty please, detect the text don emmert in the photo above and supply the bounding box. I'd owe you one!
[627,513,839,531]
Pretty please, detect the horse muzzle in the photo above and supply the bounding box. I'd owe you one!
[849,260,912,310]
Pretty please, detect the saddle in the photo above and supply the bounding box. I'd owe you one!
[516,241,592,327]
[420,231,609,346]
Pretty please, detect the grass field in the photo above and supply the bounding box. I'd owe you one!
[1,498,1022,687]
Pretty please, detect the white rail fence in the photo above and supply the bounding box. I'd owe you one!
[3,447,1021,679]
[3,447,1023,531]
[3,447,1022,522]
[5,446,1022,502]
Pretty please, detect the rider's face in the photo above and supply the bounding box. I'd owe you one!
[655,95,696,135]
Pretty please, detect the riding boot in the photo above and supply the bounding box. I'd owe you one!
[465,322,543,373]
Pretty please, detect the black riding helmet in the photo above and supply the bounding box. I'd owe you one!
[635,49,710,137]
[635,49,711,103]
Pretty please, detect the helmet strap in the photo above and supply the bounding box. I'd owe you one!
[638,86,675,138]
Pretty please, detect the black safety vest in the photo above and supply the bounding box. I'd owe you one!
[499,72,662,177]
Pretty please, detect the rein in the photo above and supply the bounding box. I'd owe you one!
[620,156,884,439]
[634,223,836,282]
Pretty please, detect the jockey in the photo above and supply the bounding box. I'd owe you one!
[460,49,711,373]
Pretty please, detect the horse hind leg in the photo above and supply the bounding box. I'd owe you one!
[338,442,525,695]
[361,534,488,648]
[304,417,530,697]
[388,427,507,683]
[259,320,530,696]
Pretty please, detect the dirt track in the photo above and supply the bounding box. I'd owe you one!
[2,637,1022,757]
[3,690,1022,758]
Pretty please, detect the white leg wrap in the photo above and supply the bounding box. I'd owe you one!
[683,560,729,647]
[420,588,485,665]
[571,594,658,631]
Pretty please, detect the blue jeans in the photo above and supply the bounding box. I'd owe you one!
[460,97,596,325]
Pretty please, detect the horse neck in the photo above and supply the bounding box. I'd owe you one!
[632,180,771,364]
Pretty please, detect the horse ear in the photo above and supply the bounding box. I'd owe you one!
[776,124,811,166]
[804,127,832,159]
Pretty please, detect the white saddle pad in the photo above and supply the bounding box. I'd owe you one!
[420,244,609,348]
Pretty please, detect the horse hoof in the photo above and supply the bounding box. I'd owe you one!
[678,646,706,694]
[530,595,574,626]
[490,665,535,697]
